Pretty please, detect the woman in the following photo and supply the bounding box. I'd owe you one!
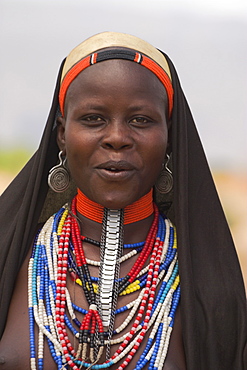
[0,32,246,369]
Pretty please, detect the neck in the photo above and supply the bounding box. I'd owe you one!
[76,189,154,225]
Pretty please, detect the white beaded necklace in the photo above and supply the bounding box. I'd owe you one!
[28,203,180,370]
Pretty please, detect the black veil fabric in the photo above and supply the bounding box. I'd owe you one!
[0,60,65,336]
[165,53,247,368]
[0,53,246,369]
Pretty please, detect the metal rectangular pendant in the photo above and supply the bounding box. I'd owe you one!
[99,209,123,328]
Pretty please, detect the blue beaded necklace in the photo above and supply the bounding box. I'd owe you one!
[28,202,180,370]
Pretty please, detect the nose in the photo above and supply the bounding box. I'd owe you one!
[101,120,134,150]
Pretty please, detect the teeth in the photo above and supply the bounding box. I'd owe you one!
[104,167,126,171]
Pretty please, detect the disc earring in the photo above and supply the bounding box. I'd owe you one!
[155,154,173,194]
[48,151,70,193]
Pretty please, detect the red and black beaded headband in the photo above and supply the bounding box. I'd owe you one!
[59,48,174,118]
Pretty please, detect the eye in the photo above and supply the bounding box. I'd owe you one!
[129,116,152,126]
[81,115,106,125]
[84,115,103,122]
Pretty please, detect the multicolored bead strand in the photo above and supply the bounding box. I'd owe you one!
[28,196,180,370]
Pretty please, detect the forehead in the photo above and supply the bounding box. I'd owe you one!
[65,59,168,104]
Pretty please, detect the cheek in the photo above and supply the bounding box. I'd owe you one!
[149,148,166,178]
[63,126,100,182]
[142,133,168,180]
[151,130,168,160]
[64,124,85,155]
[63,128,85,170]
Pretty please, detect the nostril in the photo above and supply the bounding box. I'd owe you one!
[102,141,132,150]
[103,142,114,149]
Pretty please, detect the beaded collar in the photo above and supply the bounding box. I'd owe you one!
[76,188,154,224]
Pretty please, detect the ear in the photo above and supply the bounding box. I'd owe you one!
[56,116,66,152]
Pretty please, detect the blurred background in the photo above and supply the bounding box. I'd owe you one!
[0,0,246,286]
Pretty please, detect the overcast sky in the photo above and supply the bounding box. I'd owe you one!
[0,0,246,170]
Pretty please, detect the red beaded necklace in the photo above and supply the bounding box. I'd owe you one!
[54,196,161,367]
[76,188,154,224]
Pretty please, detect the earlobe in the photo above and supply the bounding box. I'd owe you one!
[56,116,66,152]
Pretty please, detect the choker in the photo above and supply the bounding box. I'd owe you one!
[76,189,154,224]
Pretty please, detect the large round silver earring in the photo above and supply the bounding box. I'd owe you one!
[48,151,70,193]
[155,154,173,194]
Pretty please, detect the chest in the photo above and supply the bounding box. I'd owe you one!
[0,265,186,370]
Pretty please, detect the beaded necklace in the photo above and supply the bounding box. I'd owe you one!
[28,196,180,370]
[76,188,154,225]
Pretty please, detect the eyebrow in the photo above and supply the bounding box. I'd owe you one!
[73,103,162,111]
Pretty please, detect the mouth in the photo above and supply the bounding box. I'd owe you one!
[96,160,136,180]
[97,160,136,171]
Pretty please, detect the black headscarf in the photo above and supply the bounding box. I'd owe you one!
[0,37,246,369]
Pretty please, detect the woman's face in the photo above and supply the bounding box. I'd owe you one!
[57,59,169,209]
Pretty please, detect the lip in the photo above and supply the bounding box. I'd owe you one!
[95,160,136,181]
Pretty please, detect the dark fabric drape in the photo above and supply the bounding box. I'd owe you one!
[165,54,247,369]
[0,60,65,336]
[0,52,246,369]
